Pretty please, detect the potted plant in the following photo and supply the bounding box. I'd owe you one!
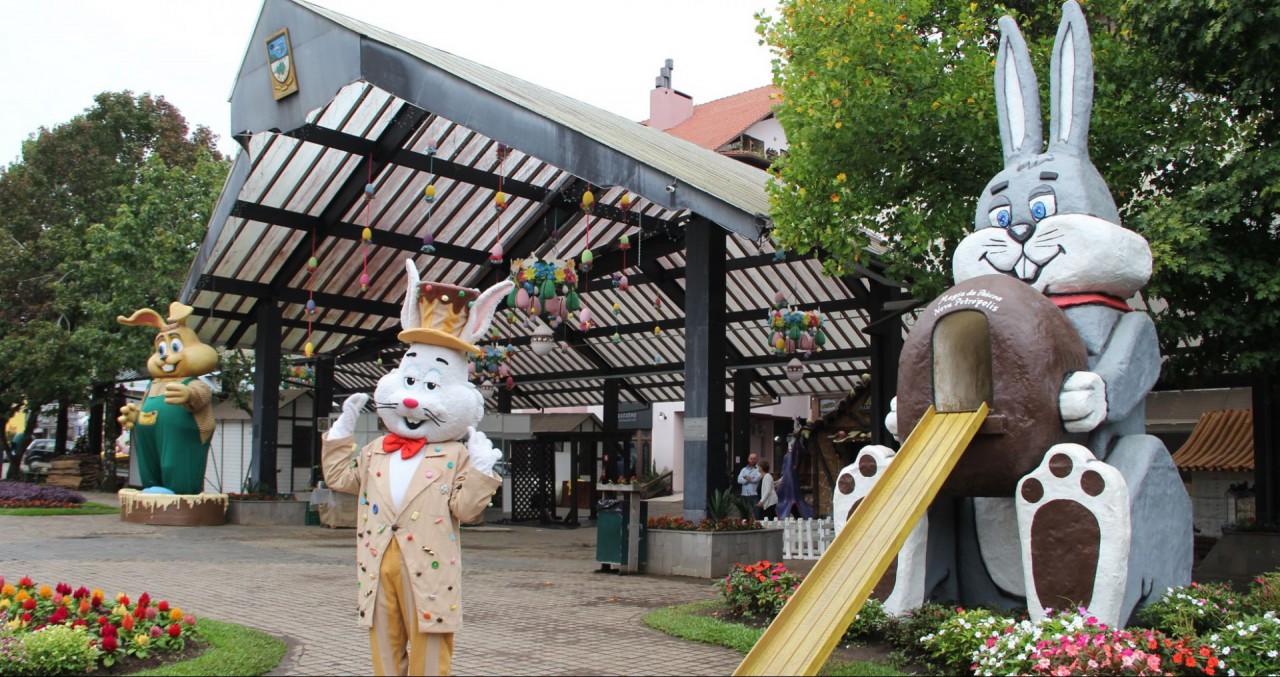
[224,482,308,526]
[645,488,784,578]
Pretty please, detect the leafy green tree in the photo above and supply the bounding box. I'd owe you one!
[757,0,1276,380]
[0,91,226,477]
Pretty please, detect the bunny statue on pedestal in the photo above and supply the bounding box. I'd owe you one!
[321,260,512,676]
[840,1,1191,628]
[117,302,219,495]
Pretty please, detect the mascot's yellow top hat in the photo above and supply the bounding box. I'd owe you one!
[398,282,483,355]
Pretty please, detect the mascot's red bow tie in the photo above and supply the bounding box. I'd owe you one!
[381,434,428,460]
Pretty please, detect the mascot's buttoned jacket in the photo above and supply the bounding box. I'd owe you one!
[322,433,501,633]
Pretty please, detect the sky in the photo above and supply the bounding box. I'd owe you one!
[0,0,779,165]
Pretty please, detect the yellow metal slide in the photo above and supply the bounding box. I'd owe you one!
[735,404,989,676]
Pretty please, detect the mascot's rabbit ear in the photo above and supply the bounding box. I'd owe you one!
[117,308,167,329]
[995,14,1043,162]
[401,259,422,333]
[462,279,515,346]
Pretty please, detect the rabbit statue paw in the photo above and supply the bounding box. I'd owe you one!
[163,381,192,405]
[884,396,901,442]
[1060,371,1106,433]
[327,393,368,439]
[466,426,502,477]
[118,403,140,430]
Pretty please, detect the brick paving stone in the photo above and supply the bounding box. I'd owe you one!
[0,492,743,676]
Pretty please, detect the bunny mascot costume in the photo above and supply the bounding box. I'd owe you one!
[836,1,1191,629]
[322,260,512,676]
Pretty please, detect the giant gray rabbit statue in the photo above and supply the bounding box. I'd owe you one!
[835,0,1191,628]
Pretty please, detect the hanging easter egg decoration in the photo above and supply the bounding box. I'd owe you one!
[611,272,622,288]
[617,275,630,291]
[427,143,438,156]
[611,302,621,316]
[611,331,622,345]
[420,232,435,254]
[653,325,662,336]
[305,299,317,315]
[361,227,372,242]
[652,354,661,365]
[774,292,787,309]
[620,192,632,211]
[619,234,631,251]
[363,183,375,200]
[579,307,593,332]
[580,248,593,273]
[773,247,787,262]
[307,256,319,272]
[504,375,515,390]
[580,189,595,213]
[359,272,371,291]
[304,341,315,358]
[549,227,562,245]
[494,191,507,213]
[423,183,436,203]
[489,242,504,265]
[653,297,662,310]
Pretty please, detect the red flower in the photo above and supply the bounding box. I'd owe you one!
[18,576,33,588]
[101,624,117,638]
[167,623,181,638]
[20,612,32,623]
[101,636,118,653]
[97,615,109,626]
[48,606,69,624]
[133,605,146,619]
[22,598,36,611]
[55,582,72,596]
[121,614,135,631]
[1200,646,1212,657]
[157,600,169,612]
[73,586,89,600]
[137,592,150,608]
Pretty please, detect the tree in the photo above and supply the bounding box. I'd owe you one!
[757,0,1277,381]
[0,91,227,477]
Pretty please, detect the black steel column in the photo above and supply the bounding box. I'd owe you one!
[682,221,727,519]
[1255,374,1279,522]
[867,281,906,448]
[496,388,512,414]
[250,300,282,494]
[87,384,105,455]
[732,369,757,468]
[603,379,620,433]
[311,357,335,487]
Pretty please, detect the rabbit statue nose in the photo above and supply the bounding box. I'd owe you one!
[1009,222,1036,243]
[403,397,419,409]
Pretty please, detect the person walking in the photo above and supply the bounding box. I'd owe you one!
[756,459,777,520]
[737,452,762,503]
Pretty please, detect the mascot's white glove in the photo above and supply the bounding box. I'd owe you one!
[1060,371,1107,433]
[327,394,368,440]
[466,426,502,477]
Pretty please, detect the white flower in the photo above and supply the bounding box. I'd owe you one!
[1269,650,1278,658]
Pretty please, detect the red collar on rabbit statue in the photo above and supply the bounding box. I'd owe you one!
[1046,292,1132,313]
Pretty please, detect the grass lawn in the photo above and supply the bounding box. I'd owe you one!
[642,599,906,677]
[0,501,120,516]
[130,618,286,676]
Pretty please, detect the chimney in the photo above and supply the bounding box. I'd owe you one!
[648,58,693,131]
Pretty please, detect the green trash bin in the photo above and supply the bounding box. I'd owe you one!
[596,499,627,565]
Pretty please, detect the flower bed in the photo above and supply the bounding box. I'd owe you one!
[647,515,763,532]
[0,482,86,509]
[0,576,200,675]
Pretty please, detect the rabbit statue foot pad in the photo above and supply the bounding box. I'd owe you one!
[1016,444,1129,627]
[832,445,928,616]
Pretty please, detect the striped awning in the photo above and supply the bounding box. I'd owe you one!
[1172,409,1254,472]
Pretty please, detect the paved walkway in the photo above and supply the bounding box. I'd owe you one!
[0,492,743,676]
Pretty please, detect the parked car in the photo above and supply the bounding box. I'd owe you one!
[18,439,59,476]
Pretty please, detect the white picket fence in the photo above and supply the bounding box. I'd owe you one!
[760,516,835,560]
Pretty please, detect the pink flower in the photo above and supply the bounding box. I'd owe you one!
[149,625,163,638]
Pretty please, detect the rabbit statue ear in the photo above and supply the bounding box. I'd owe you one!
[995,14,1044,162]
[1049,0,1094,154]
[400,259,422,332]
[463,280,515,346]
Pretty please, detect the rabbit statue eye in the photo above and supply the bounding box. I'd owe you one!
[169,338,184,354]
[156,343,167,359]
[404,376,417,387]
[988,205,1013,229]
[1029,193,1057,221]
[427,382,438,391]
